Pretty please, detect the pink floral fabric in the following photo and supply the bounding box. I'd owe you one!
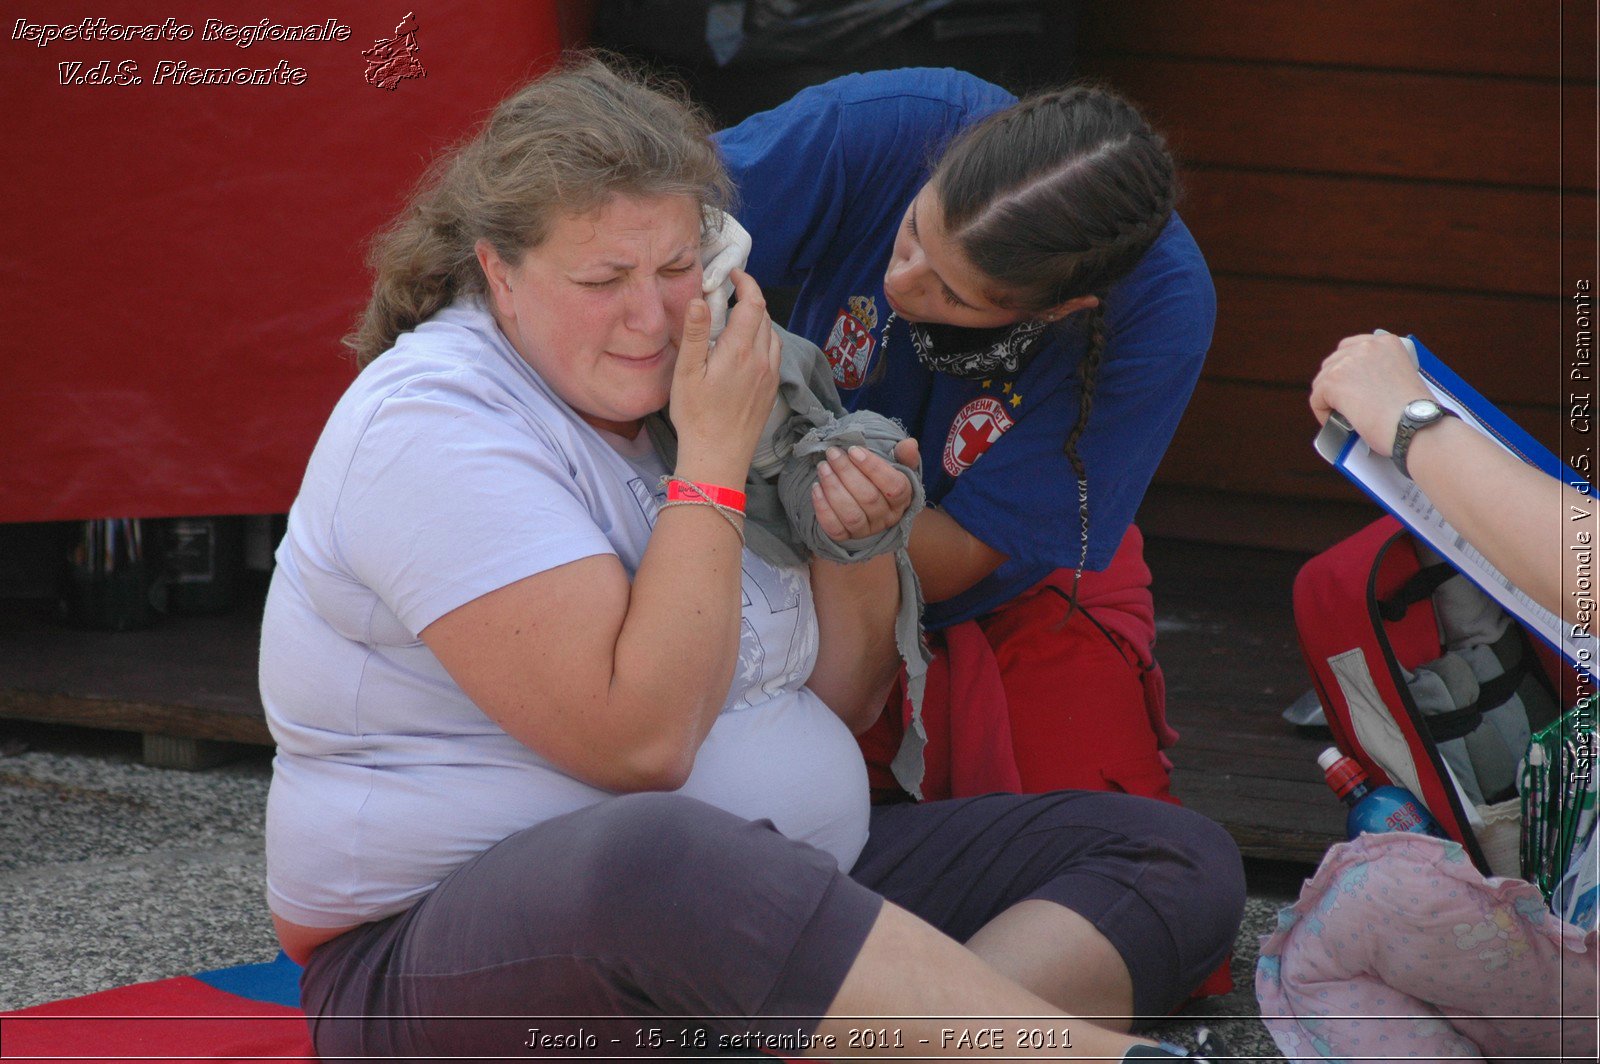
[1256,833,1597,1063]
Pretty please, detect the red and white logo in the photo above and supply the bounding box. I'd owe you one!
[824,308,875,388]
[943,396,1014,477]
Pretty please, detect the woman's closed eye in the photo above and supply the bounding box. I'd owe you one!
[906,206,970,309]
[576,263,694,289]
[582,270,694,291]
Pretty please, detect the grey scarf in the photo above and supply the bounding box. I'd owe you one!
[645,325,934,797]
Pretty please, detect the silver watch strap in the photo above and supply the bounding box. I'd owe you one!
[1392,407,1458,480]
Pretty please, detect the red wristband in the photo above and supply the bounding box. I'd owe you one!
[666,479,746,513]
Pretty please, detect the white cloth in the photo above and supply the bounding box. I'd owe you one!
[700,209,751,339]
[262,296,869,928]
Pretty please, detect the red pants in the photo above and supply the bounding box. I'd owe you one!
[860,525,1177,803]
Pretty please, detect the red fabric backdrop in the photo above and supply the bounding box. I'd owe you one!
[0,2,567,523]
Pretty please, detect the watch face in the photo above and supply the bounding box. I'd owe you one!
[1404,399,1440,420]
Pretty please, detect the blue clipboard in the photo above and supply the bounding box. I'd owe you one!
[1314,334,1598,679]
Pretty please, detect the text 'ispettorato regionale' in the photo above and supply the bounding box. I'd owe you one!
[13,17,354,86]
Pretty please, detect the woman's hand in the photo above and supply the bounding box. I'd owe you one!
[1309,332,1435,456]
[670,268,782,483]
[812,437,921,541]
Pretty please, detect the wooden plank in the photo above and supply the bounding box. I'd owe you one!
[1150,534,1347,834]
[1172,762,1330,809]
[0,602,264,718]
[1207,277,1561,408]
[1163,653,1306,705]
[1216,825,1336,866]
[1167,699,1316,730]
[1181,170,1574,296]
[1149,533,1311,601]
[1146,532,1351,860]
[1080,0,1570,80]
[141,734,254,770]
[0,689,274,745]
[1170,745,1332,785]
[1142,485,1378,553]
[1169,682,1304,713]
[1154,378,1360,499]
[1170,769,1344,864]
[1153,379,1563,500]
[1565,76,1600,294]
[1084,57,1578,190]
[1178,731,1323,761]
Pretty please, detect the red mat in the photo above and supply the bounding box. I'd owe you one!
[1,955,313,1063]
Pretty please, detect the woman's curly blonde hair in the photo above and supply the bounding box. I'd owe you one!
[346,54,732,367]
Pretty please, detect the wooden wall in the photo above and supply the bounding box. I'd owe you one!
[1078,0,1596,552]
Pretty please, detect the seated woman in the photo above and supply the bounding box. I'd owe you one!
[260,56,1244,1062]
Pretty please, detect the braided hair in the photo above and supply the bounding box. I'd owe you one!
[931,85,1178,607]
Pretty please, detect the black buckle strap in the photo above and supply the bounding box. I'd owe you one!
[1420,654,1532,742]
[1377,562,1457,622]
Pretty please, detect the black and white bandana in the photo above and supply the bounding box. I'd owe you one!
[889,312,1050,380]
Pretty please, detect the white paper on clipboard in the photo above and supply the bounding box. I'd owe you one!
[1314,336,1600,680]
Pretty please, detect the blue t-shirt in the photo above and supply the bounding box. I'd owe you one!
[717,68,1215,627]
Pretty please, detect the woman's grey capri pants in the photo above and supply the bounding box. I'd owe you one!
[301,790,1245,1061]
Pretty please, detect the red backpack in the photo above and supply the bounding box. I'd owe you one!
[1293,516,1567,875]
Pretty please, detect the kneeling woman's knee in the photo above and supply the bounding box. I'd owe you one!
[1149,806,1246,959]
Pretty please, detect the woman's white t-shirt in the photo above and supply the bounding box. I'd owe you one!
[261,298,869,928]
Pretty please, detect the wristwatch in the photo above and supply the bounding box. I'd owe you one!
[1390,398,1458,480]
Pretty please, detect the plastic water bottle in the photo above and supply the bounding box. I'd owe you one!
[1318,748,1449,840]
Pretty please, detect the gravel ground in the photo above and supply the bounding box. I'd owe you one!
[0,727,279,1008]
[0,723,1292,1060]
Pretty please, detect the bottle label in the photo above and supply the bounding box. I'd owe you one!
[1384,802,1426,833]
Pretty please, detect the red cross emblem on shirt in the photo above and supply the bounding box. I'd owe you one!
[943,396,1014,477]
